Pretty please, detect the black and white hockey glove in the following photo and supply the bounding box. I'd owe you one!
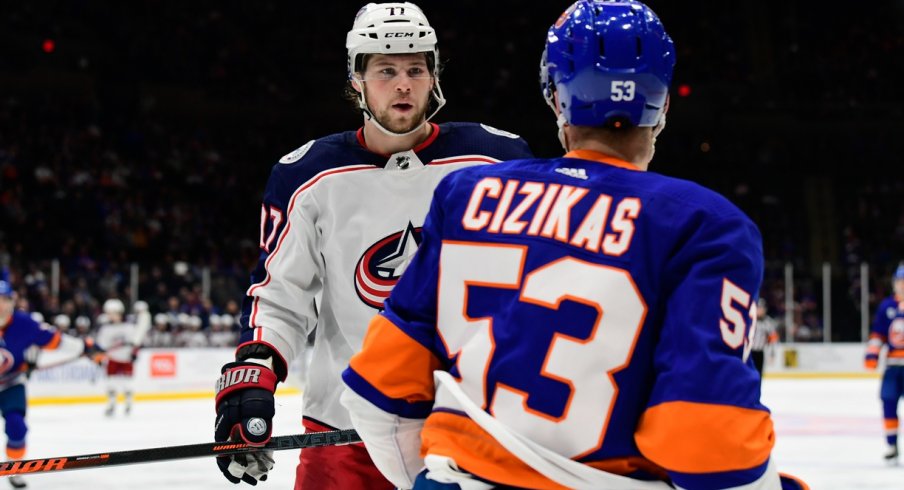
[214,353,280,486]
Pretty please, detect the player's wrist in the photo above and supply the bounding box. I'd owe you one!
[235,342,288,381]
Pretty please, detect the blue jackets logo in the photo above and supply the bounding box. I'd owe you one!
[354,222,423,309]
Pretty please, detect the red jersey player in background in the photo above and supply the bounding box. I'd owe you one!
[341,1,807,488]
[0,268,100,488]
[865,264,904,463]
[211,2,533,488]
[95,298,151,417]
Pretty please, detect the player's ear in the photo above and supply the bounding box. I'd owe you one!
[351,77,363,94]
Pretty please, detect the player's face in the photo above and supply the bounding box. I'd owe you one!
[359,54,433,133]
[0,296,13,323]
[895,279,904,298]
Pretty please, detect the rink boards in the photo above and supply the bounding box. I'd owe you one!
[27,348,302,405]
[24,344,875,405]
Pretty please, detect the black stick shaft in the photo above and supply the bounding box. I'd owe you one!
[0,429,360,476]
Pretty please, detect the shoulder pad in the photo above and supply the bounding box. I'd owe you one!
[279,140,315,164]
[479,124,521,139]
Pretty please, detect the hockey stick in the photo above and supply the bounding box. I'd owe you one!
[0,429,361,476]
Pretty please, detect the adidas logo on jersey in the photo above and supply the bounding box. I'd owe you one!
[555,167,588,180]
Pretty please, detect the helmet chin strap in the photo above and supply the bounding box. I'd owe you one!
[355,78,447,138]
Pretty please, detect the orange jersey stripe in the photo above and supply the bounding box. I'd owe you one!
[884,419,899,430]
[348,315,442,403]
[636,400,774,473]
[779,472,811,490]
[43,331,62,350]
[563,150,640,171]
[422,411,667,489]
[5,447,25,460]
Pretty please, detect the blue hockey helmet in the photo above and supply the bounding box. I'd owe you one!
[0,268,12,297]
[540,0,676,128]
[894,265,904,282]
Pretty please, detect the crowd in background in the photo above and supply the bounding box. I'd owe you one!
[1,1,902,344]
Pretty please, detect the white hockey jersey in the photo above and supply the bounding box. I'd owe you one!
[96,314,150,363]
[239,122,532,430]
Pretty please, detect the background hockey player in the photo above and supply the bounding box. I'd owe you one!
[212,2,533,488]
[95,298,151,417]
[865,264,904,463]
[751,298,780,384]
[341,1,807,488]
[0,268,100,488]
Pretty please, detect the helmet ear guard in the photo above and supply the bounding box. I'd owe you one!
[539,0,676,129]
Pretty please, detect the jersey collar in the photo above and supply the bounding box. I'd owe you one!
[356,122,441,158]
[563,149,640,171]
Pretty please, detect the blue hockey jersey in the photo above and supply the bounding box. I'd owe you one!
[344,150,776,489]
[865,294,904,368]
[0,311,59,390]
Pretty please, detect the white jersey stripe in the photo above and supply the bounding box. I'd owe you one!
[248,164,378,328]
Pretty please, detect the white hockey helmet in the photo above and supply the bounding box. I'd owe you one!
[103,298,125,315]
[209,313,223,327]
[347,2,438,76]
[75,315,91,330]
[133,300,149,314]
[346,2,446,135]
[54,314,71,329]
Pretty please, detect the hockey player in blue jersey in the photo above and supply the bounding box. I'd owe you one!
[341,1,807,489]
[865,264,904,463]
[211,3,533,488]
[0,269,99,488]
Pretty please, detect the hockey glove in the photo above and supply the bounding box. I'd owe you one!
[215,358,278,485]
[23,345,40,379]
[865,339,882,370]
[82,336,103,357]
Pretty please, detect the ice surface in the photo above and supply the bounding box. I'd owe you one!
[6,377,898,489]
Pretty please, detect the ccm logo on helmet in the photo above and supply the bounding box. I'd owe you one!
[385,32,414,38]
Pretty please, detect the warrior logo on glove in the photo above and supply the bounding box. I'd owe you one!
[216,367,263,392]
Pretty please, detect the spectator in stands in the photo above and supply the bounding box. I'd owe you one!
[146,313,175,348]
[176,315,208,348]
[208,314,238,348]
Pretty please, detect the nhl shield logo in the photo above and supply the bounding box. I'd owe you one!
[354,222,423,309]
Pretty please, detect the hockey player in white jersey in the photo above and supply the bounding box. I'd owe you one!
[211,3,533,488]
[95,299,150,416]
